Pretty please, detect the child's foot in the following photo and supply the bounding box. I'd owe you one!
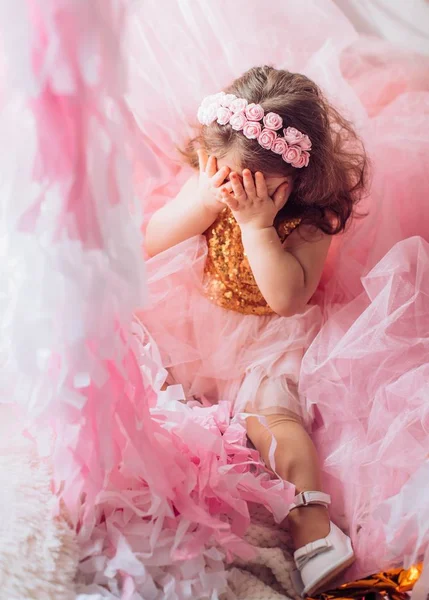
[288,504,330,549]
[288,492,355,596]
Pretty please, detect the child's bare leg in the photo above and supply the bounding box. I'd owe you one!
[246,412,330,549]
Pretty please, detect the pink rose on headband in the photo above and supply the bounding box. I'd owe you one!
[283,145,302,165]
[230,111,247,131]
[245,103,264,121]
[263,112,283,131]
[221,94,237,108]
[272,138,288,155]
[217,107,232,125]
[243,121,262,140]
[298,134,312,151]
[283,127,304,144]
[230,98,248,113]
[291,150,310,168]
[258,128,277,150]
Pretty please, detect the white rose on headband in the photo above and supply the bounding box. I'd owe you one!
[263,112,283,131]
[243,121,262,139]
[230,111,247,131]
[197,106,207,124]
[201,96,213,108]
[203,103,219,125]
[245,103,264,121]
[217,107,233,125]
[258,128,277,150]
[198,106,217,125]
[292,150,310,168]
[297,134,312,151]
[220,94,237,108]
[283,145,302,165]
[201,92,225,112]
[283,127,304,144]
[212,92,226,104]
[230,98,248,113]
[201,94,217,108]
[272,138,288,155]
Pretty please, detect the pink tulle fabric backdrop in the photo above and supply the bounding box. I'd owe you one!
[0,1,429,599]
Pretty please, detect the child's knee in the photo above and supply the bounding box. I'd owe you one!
[245,413,302,466]
[246,415,273,451]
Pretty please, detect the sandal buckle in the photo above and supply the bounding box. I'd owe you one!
[289,490,331,512]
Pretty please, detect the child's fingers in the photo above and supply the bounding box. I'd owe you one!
[230,172,246,202]
[197,149,208,173]
[206,155,218,178]
[220,181,233,194]
[215,184,232,203]
[243,169,257,198]
[273,182,290,209]
[255,171,268,199]
[211,166,231,188]
[221,188,240,211]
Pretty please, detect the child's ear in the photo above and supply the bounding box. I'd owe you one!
[274,176,293,195]
[283,176,294,194]
[273,182,292,210]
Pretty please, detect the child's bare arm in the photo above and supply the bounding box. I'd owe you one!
[242,225,331,316]
[145,151,230,257]
[222,168,331,316]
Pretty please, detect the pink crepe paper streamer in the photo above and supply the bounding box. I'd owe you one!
[0,1,295,597]
[19,0,131,246]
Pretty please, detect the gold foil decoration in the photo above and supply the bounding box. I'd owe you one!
[308,563,422,600]
[397,564,423,592]
[203,208,301,315]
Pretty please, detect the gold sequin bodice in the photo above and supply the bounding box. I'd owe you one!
[203,209,301,315]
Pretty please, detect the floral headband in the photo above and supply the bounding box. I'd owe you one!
[197,92,311,169]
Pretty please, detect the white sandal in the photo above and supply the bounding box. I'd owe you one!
[290,491,355,597]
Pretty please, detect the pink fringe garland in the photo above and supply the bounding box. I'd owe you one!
[1,2,292,598]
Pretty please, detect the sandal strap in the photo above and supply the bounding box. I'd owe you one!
[294,537,332,569]
[289,491,331,512]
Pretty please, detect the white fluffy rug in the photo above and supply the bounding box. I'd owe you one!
[0,408,78,600]
[0,410,298,600]
[226,506,300,600]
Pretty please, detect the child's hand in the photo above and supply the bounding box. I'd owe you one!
[220,169,289,230]
[197,149,231,214]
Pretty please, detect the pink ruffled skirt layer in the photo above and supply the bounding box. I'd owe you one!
[140,236,322,426]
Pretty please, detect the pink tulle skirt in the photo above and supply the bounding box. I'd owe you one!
[139,235,322,426]
[302,236,429,577]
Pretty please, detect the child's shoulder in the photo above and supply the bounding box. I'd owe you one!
[281,223,332,296]
[283,222,331,254]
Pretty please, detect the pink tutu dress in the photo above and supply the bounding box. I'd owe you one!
[127,0,429,583]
